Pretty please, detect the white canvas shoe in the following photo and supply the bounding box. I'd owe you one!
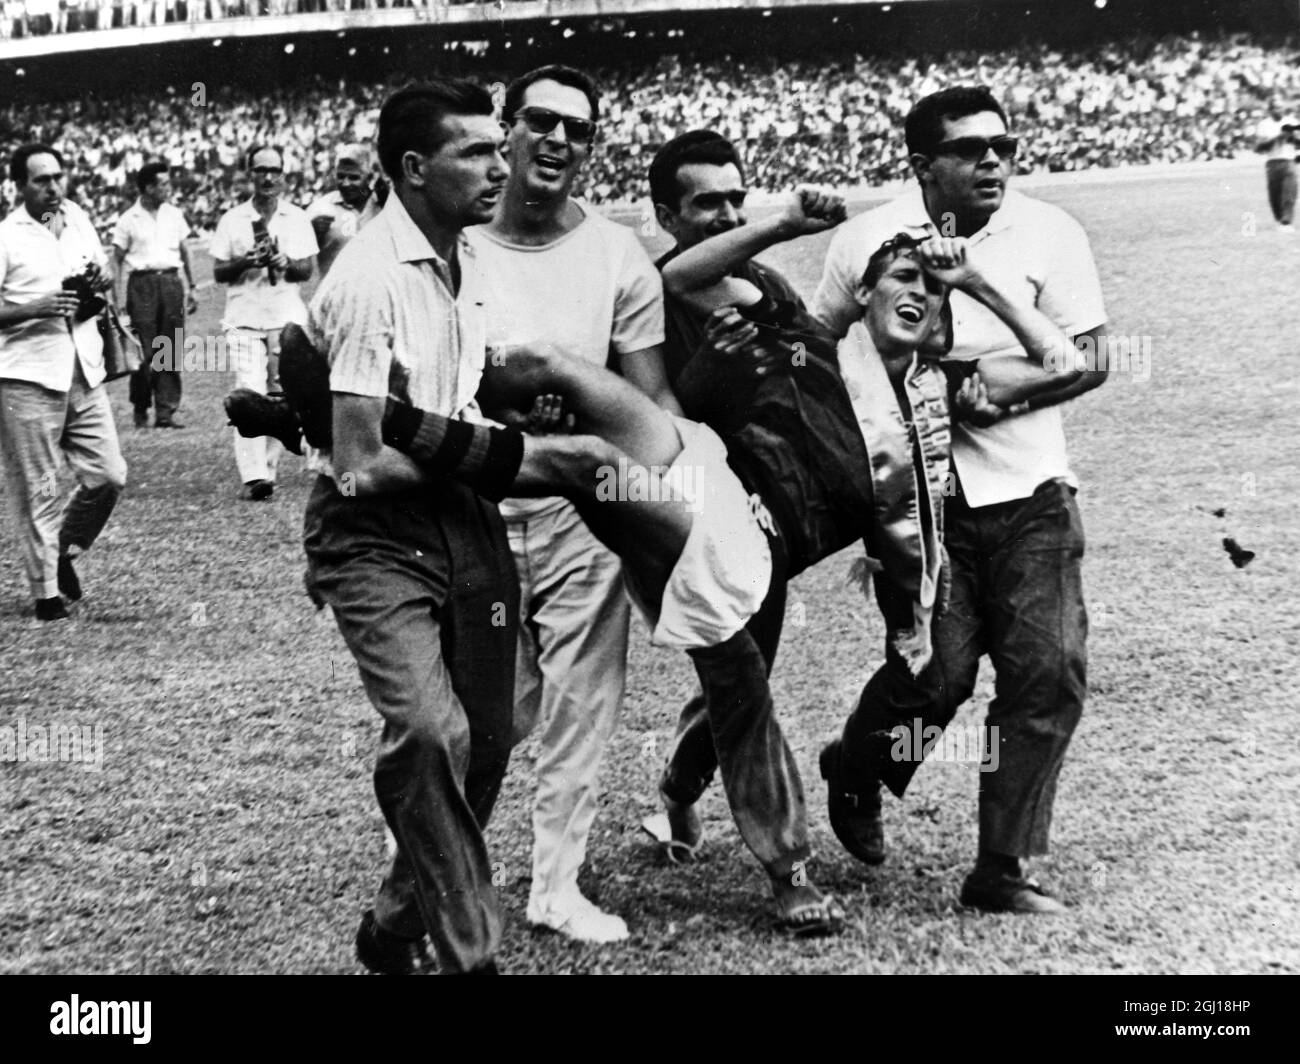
[527,891,629,944]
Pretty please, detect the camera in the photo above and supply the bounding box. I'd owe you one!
[61,263,106,323]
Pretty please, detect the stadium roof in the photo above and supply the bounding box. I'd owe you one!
[0,0,965,60]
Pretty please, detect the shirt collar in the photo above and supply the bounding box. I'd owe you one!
[383,193,469,269]
[905,185,1022,240]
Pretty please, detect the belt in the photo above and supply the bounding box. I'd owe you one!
[131,267,180,276]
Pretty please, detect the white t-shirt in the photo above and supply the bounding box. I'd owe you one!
[813,187,1107,507]
[467,203,665,520]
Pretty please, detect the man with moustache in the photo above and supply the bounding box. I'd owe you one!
[467,64,678,944]
[813,86,1108,913]
[211,145,317,500]
[0,143,125,622]
[301,81,515,975]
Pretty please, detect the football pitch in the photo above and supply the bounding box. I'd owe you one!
[1,160,1297,974]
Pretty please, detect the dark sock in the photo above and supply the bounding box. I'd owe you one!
[975,851,1023,879]
[382,401,524,503]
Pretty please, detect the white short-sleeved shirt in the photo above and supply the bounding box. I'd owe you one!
[308,194,488,476]
[306,189,382,278]
[813,187,1107,507]
[210,197,318,331]
[111,199,190,273]
[0,200,108,392]
[467,202,665,520]
[1255,118,1296,161]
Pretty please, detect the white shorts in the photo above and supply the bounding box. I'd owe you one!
[630,419,772,651]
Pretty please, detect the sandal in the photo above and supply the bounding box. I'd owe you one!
[640,797,706,865]
[773,885,845,937]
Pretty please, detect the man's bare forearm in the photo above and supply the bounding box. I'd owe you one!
[662,215,793,294]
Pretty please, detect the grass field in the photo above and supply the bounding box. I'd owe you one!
[2,160,1298,974]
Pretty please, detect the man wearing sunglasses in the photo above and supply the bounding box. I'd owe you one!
[813,86,1108,914]
[467,64,679,945]
[211,145,317,500]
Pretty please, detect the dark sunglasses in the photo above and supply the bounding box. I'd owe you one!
[251,166,284,176]
[930,135,1019,162]
[694,190,747,210]
[514,107,597,145]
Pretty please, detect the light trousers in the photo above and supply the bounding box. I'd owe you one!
[0,367,127,599]
[509,501,629,906]
[227,327,283,485]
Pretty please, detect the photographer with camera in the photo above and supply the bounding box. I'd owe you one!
[1254,110,1298,233]
[0,143,126,622]
[211,145,317,500]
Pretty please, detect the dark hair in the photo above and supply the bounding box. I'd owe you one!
[136,162,170,193]
[503,64,600,128]
[649,130,745,210]
[860,233,925,289]
[245,144,283,171]
[10,143,63,186]
[860,234,953,354]
[904,86,1009,156]
[377,79,495,186]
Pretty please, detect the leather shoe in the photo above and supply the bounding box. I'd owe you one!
[960,871,1067,915]
[35,596,69,622]
[355,910,436,974]
[225,388,304,455]
[133,408,148,429]
[242,479,274,502]
[819,740,886,865]
[154,417,185,429]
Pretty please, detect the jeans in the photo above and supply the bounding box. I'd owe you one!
[841,477,1088,858]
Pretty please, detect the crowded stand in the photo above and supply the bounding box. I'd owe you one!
[0,0,477,37]
[1,31,1296,232]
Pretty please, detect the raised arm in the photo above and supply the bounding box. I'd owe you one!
[916,236,1094,411]
[661,187,846,314]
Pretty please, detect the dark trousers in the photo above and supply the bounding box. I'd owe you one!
[842,478,1087,858]
[1266,159,1297,226]
[303,476,519,972]
[126,271,184,420]
[662,558,810,879]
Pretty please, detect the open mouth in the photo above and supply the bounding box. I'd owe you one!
[896,304,925,325]
[974,178,1004,194]
[534,154,568,177]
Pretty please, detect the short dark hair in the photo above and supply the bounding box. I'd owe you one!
[861,233,925,290]
[245,144,283,171]
[10,143,63,186]
[377,80,495,186]
[860,234,953,354]
[904,86,1009,156]
[503,65,600,128]
[136,162,170,193]
[649,130,745,211]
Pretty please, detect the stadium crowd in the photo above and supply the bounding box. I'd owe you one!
[0,0,480,38]
[1,31,1297,230]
